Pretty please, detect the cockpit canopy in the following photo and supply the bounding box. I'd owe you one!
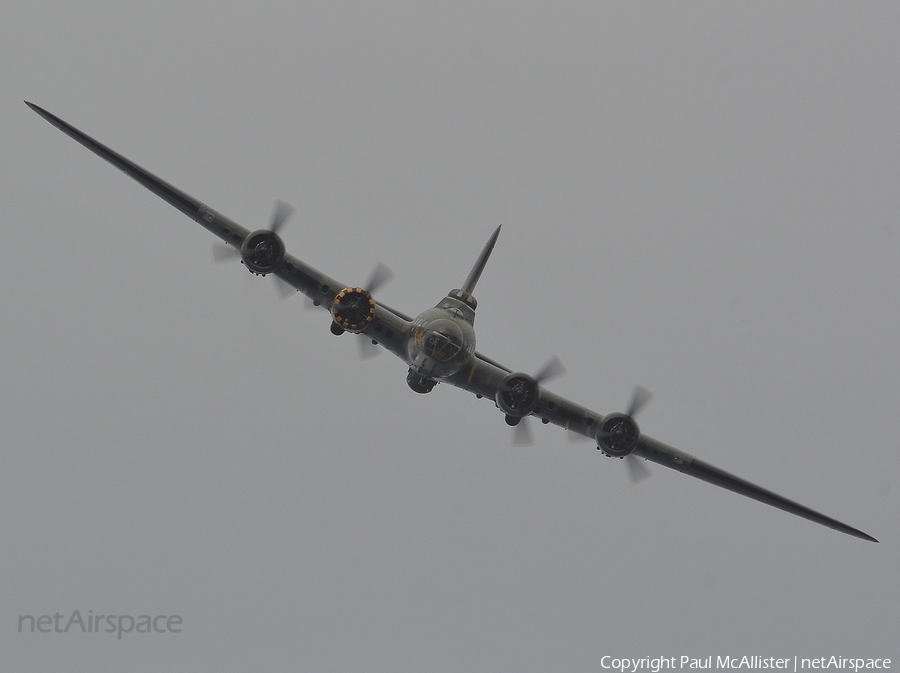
[437,290,477,325]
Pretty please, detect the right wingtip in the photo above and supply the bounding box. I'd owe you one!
[849,528,879,543]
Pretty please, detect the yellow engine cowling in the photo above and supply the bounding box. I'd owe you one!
[332,287,376,333]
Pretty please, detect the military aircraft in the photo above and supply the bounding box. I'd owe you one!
[25,101,877,543]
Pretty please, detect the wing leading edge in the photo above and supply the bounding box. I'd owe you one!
[27,102,877,543]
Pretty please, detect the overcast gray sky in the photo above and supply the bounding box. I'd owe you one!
[2,2,898,671]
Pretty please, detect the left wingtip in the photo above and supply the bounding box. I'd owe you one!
[24,101,46,117]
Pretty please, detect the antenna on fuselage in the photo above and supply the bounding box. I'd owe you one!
[461,225,502,295]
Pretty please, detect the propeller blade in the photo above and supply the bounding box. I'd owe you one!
[269,200,295,235]
[534,356,566,384]
[359,335,381,360]
[625,454,652,484]
[211,241,241,263]
[566,427,592,444]
[273,274,297,300]
[301,290,316,310]
[513,418,533,446]
[365,262,394,295]
[627,385,652,418]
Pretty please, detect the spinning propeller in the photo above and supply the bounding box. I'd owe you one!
[212,200,297,298]
[598,386,653,484]
[329,261,394,359]
[355,262,394,359]
[507,356,566,446]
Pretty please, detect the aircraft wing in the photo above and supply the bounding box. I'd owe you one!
[25,102,351,309]
[632,435,877,541]
[26,103,248,243]
[445,354,877,542]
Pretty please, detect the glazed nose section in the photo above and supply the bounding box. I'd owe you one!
[418,319,463,362]
[407,318,468,378]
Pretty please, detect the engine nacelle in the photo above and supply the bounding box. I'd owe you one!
[332,287,376,333]
[241,229,286,275]
[495,373,540,417]
[597,413,640,457]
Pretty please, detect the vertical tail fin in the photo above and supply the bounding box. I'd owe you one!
[461,225,502,294]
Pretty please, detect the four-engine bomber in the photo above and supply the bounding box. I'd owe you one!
[25,101,877,543]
